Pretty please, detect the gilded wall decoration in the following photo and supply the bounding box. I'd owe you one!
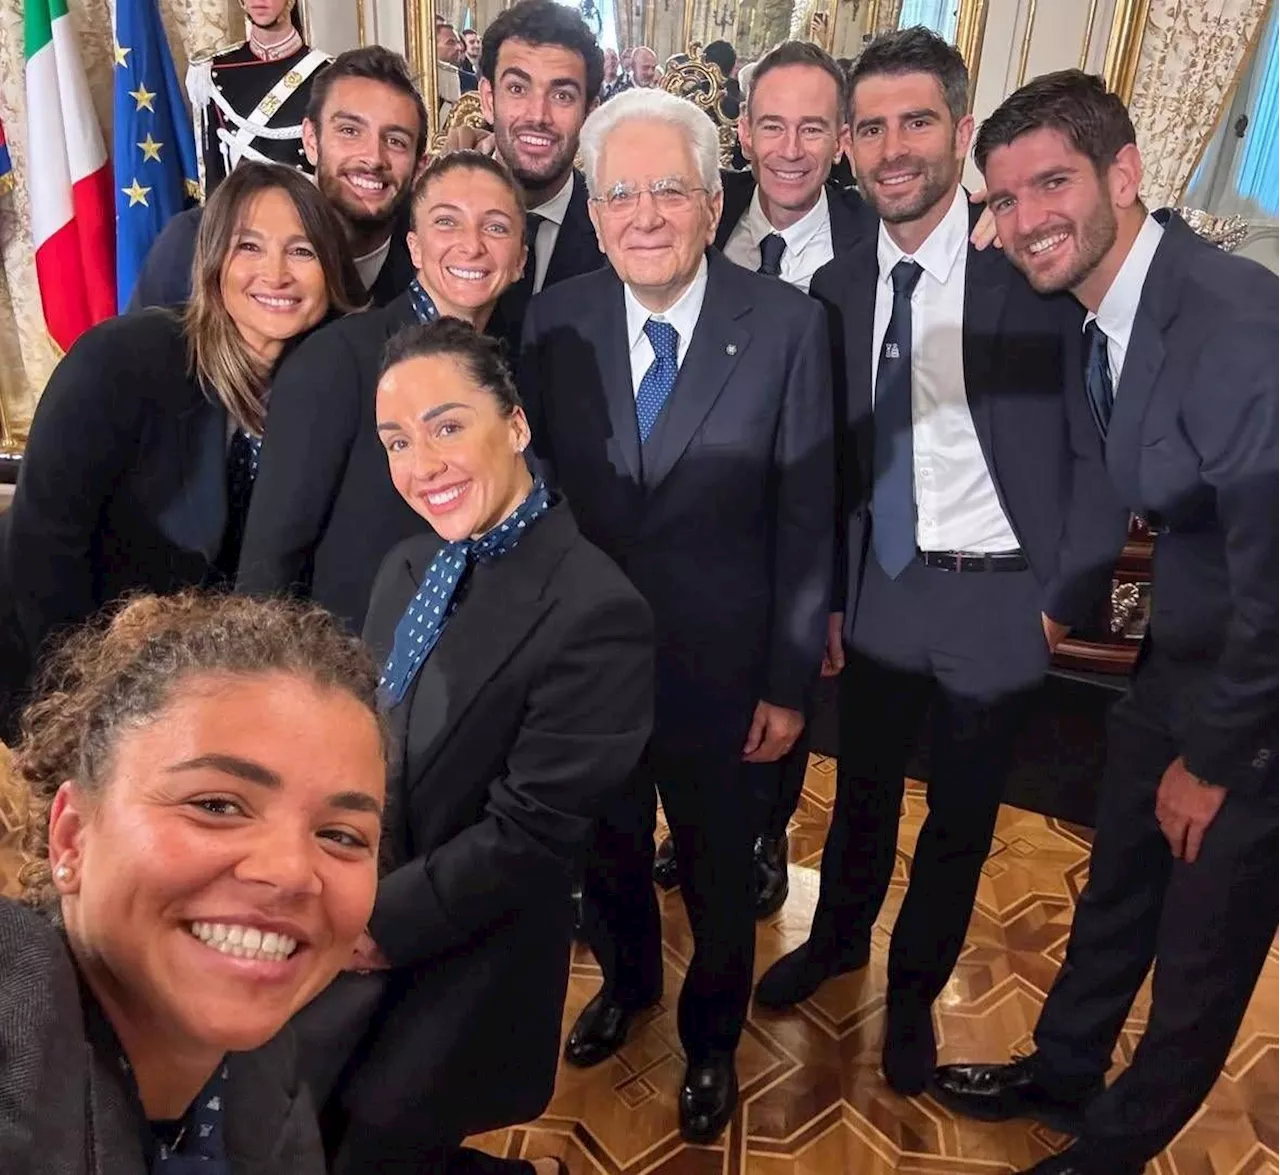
[0,0,237,443]
[1127,0,1270,207]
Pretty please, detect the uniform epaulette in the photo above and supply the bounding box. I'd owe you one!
[190,40,246,66]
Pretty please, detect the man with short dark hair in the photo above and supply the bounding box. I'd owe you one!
[754,30,1125,1101]
[130,46,424,310]
[703,39,741,118]
[934,70,1278,1175]
[475,0,609,337]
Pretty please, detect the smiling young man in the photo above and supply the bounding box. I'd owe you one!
[753,30,1124,1101]
[130,47,425,311]
[477,0,608,339]
[933,71,1278,1175]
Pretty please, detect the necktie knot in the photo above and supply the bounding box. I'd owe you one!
[758,232,786,277]
[891,258,923,298]
[644,318,679,362]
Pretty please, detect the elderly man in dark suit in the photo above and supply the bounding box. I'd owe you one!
[934,71,1278,1175]
[520,86,833,1143]
[754,29,1127,1100]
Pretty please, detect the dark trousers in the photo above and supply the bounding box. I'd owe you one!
[584,744,756,1060]
[810,556,1048,1005]
[1033,652,1278,1168]
[328,1124,533,1175]
[746,720,813,840]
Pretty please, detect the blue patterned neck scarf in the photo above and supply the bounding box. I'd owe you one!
[139,1058,230,1173]
[408,277,439,324]
[378,480,552,707]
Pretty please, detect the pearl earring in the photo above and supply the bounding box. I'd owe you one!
[54,864,72,883]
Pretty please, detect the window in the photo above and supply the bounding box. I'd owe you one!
[898,0,959,42]
[1185,0,1279,220]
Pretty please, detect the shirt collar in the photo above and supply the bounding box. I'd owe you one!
[746,183,830,252]
[529,171,575,227]
[876,185,969,286]
[625,255,709,350]
[1084,212,1165,340]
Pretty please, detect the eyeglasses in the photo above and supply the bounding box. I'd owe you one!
[589,179,710,215]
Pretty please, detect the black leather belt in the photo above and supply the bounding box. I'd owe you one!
[920,550,1028,572]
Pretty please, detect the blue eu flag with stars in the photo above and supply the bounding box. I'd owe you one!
[113,0,199,308]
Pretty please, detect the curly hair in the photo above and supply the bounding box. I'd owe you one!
[2,592,386,910]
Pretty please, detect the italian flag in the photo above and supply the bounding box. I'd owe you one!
[25,0,116,352]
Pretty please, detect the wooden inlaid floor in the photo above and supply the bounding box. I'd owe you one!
[469,757,1279,1174]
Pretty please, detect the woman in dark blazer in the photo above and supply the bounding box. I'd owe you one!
[0,592,388,1174]
[236,150,528,632]
[0,163,363,735]
[303,319,654,1174]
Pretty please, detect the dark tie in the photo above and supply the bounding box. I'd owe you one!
[1083,320,1115,437]
[872,259,923,579]
[378,480,551,707]
[758,232,786,277]
[511,211,545,304]
[636,319,679,442]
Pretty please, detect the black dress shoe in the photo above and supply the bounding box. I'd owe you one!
[882,999,935,1096]
[754,937,870,1009]
[679,1055,738,1144]
[1016,1148,1144,1174]
[563,993,655,1068]
[753,835,790,919]
[653,835,679,890]
[932,1054,1104,1135]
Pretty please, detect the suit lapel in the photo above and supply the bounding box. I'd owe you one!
[543,172,603,289]
[174,389,229,563]
[834,238,879,479]
[402,505,574,782]
[597,278,644,483]
[642,254,750,492]
[714,171,756,251]
[961,238,1013,478]
[828,186,870,256]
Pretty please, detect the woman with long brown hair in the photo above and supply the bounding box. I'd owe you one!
[0,591,388,1173]
[0,162,364,736]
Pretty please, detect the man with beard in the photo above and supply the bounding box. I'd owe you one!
[753,29,1125,1100]
[474,0,609,339]
[187,0,327,195]
[129,47,424,311]
[934,71,1278,1175]
[460,28,482,92]
[630,46,658,88]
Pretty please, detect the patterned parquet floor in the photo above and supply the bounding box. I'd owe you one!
[469,757,1279,1174]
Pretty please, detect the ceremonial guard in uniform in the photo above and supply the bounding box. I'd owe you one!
[187,0,330,195]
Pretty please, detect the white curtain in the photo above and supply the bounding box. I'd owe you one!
[897,0,957,40]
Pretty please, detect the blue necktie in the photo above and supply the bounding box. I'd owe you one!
[1083,320,1115,437]
[407,276,439,323]
[872,259,923,579]
[378,480,551,707]
[637,319,679,443]
[758,232,786,277]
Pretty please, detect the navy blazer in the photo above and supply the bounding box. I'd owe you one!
[0,312,230,673]
[519,250,834,752]
[811,201,1128,632]
[1102,211,1277,794]
[235,292,429,631]
[714,168,876,258]
[299,499,653,1143]
[495,169,605,346]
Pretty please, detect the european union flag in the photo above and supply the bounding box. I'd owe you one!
[113,0,199,307]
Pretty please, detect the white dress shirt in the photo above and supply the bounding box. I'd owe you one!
[871,186,1018,554]
[1084,212,1165,388]
[723,186,834,293]
[624,257,709,397]
[528,171,576,294]
[353,236,391,292]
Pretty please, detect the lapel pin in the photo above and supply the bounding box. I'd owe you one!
[726,343,738,356]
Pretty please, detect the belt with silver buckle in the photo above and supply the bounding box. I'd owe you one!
[920,550,1029,572]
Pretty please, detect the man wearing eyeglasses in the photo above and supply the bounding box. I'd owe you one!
[519,87,833,1145]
